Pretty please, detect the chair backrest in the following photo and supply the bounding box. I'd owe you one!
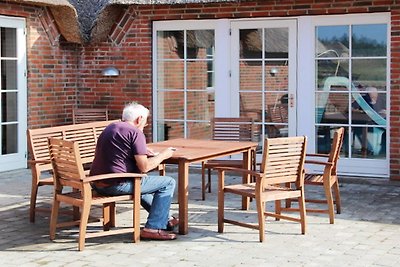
[259,136,307,186]
[329,127,345,176]
[73,108,109,124]
[48,138,85,189]
[211,117,254,142]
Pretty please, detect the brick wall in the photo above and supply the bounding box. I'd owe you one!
[0,2,78,128]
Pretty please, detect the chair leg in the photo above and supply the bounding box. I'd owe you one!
[49,197,60,240]
[323,182,335,224]
[256,199,265,242]
[274,200,281,221]
[103,203,112,231]
[333,181,342,214]
[133,178,141,243]
[207,168,212,193]
[29,183,39,223]
[201,161,206,201]
[298,192,307,235]
[217,170,225,233]
[78,201,91,251]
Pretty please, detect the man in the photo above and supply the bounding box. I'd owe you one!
[90,102,177,240]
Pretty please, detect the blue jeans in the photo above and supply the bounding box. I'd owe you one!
[92,175,176,230]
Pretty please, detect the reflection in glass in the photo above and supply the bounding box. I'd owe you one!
[1,60,17,90]
[187,91,214,121]
[1,28,17,57]
[351,126,386,159]
[264,28,288,59]
[240,61,262,91]
[352,24,387,57]
[240,28,262,59]
[187,61,210,90]
[317,92,349,124]
[187,122,211,139]
[157,61,184,89]
[157,90,184,120]
[186,30,215,59]
[316,126,348,157]
[316,60,349,88]
[157,31,183,59]
[265,92,288,138]
[1,92,18,122]
[240,92,262,122]
[157,121,184,141]
[2,124,17,155]
[316,25,349,58]
[265,61,288,91]
[351,91,386,125]
[352,59,386,87]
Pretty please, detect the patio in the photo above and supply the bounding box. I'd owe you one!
[0,167,399,266]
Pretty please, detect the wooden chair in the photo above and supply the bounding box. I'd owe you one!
[201,117,256,200]
[266,103,288,138]
[72,108,109,124]
[282,127,344,224]
[217,136,307,242]
[48,138,144,251]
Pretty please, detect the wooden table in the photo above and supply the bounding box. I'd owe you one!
[148,138,258,235]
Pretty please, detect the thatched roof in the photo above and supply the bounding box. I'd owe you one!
[5,0,236,44]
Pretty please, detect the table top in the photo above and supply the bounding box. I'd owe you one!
[148,138,258,163]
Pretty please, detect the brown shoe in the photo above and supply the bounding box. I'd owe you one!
[167,216,179,231]
[140,228,177,240]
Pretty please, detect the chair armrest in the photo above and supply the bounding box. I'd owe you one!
[27,159,51,165]
[83,172,146,183]
[214,166,262,178]
[306,153,329,157]
[305,160,333,166]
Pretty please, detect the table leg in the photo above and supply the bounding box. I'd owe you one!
[178,161,189,235]
[241,148,251,210]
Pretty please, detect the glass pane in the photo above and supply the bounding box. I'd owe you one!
[187,121,211,139]
[1,28,17,57]
[157,121,184,141]
[240,92,262,122]
[316,126,348,157]
[317,92,349,124]
[316,60,349,89]
[240,61,262,91]
[264,28,288,59]
[352,59,386,88]
[157,90,184,120]
[157,31,183,59]
[2,124,17,154]
[186,30,214,59]
[240,29,262,59]
[1,60,17,90]
[187,91,214,121]
[157,61,184,89]
[265,92,288,138]
[351,91,386,125]
[351,126,386,159]
[265,61,288,91]
[316,25,349,58]
[187,61,210,90]
[1,92,17,122]
[352,24,387,57]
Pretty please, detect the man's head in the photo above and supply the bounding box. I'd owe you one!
[122,102,150,130]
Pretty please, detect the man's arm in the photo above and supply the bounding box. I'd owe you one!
[134,148,174,173]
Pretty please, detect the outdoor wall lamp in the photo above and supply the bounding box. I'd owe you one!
[270,68,279,76]
[101,66,120,77]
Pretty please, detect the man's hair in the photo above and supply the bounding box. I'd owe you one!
[122,102,149,122]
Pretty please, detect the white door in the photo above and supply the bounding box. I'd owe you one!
[0,16,27,171]
[230,19,297,146]
[297,13,390,177]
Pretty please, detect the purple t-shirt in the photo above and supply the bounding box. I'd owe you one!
[90,121,147,180]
